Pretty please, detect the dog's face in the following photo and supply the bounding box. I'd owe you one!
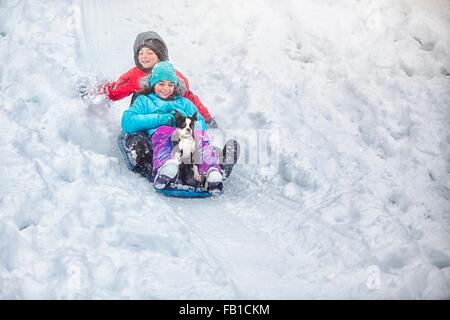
[175,111,197,138]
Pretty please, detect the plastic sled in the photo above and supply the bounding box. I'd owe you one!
[149,175,223,198]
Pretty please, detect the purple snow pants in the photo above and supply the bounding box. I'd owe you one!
[151,126,221,176]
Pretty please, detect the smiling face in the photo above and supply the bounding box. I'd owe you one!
[138,47,159,70]
[154,80,175,99]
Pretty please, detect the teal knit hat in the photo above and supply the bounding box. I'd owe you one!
[149,61,178,87]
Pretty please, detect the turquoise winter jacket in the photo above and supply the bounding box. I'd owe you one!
[121,93,207,136]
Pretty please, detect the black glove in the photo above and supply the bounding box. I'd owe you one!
[77,83,90,100]
[77,82,99,102]
[206,117,218,129]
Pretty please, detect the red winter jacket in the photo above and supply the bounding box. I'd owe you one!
[99,66,212,121]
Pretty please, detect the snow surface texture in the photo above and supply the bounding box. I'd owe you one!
[0,0,449,299]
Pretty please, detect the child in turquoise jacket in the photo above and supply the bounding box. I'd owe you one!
[121,62,222,190]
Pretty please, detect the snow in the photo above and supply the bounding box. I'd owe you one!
[0,0,449,299]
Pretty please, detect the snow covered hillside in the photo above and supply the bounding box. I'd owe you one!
[0,0,449,299]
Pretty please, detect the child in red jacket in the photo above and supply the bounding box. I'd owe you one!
[80,31,217,128]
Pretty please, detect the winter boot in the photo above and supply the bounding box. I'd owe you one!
[128,140,153,177]
[205,168,223,193]
[221,139,240,181]
[154,159,179,190]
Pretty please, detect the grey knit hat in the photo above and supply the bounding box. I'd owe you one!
[133,31,169,71]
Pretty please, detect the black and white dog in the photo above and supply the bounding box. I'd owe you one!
[171,111,202,186]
